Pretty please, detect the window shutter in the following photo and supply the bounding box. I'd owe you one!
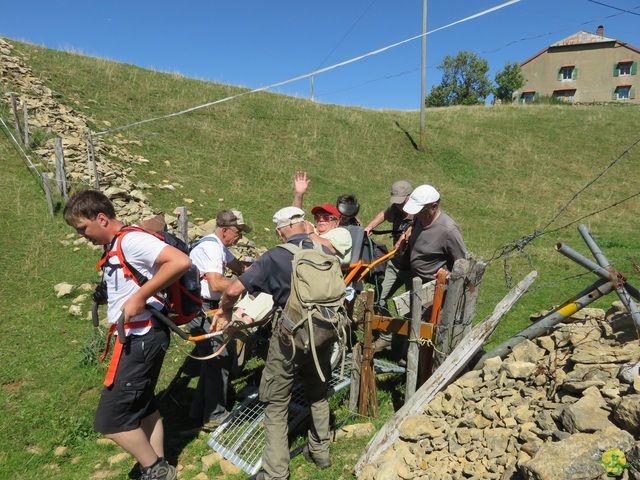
[557,68,562,81]
[631,87,636,99]
[534,92,539,101]
[612,88,618,101]
[613,63,619,77]
[572,67,578,80]
[632,62,638,75]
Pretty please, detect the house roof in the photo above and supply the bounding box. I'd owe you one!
[520,31,640,67]
[550,31,616,47]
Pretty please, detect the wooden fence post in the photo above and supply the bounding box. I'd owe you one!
[22,102,29,147]
[432,257,486,372]
[358,290,378,418]
[405,277,422,401]
[175,206,188,243]
[54,138,68,201]
[9,93,23,144]
[41,172,54,217]
[85,129,99,188]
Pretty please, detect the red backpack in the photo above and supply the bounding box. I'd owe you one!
[95,225,203,325]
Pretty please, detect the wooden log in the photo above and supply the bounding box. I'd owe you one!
[354,271,537,475]
[405,277,422,401]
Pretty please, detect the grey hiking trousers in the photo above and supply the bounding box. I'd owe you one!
[259,328,333,480]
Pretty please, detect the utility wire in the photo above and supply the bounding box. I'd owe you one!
[94,0,520,136]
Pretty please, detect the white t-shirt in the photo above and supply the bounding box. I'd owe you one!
[189,234,236,300]
[321,227,352,264]
[104,230,167,335]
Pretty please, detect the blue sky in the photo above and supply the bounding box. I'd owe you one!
[1,0,639,111]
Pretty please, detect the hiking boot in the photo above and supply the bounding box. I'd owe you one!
[246,472,265,480]
[302,444,332,470]
[139,458,177,480]
[203,410,230,431]
[373,337,392,352]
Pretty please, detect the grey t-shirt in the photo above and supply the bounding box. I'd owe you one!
[408,210,466,282]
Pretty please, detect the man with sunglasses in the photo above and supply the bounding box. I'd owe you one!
[402,185,466,283]
[188,209,251,428]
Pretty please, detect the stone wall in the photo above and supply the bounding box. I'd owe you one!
[360,304,640,480]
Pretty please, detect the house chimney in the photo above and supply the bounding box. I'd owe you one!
[596,25,604,37]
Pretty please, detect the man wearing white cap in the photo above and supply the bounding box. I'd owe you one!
[218,206,334,480]
[403,185,466,282]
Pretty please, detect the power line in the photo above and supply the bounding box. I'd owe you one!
[587,0,640,17]
[94,0,520,136]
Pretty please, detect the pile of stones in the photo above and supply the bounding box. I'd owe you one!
[360,305,640,480]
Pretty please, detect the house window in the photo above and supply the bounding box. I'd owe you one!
[614,60,637,77]
[561,67,573,80]
[553,89,576,103]
[557,65,577,81]
[614,85,635,100]
[519,91,537,104]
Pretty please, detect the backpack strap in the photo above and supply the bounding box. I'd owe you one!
[276,238,323,255]
[189,235,218,251]
[94,226,165,305]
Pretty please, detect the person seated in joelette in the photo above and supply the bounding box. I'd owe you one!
[304,203,352,265]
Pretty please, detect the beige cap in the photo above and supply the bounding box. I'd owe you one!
[272,206,306,228]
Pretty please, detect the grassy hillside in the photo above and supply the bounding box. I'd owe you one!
[2,39,640,479]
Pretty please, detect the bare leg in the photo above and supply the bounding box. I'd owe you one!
[141,410,165,460]
[106,427,159,468]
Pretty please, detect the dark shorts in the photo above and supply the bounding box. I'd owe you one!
[94,327,170,434]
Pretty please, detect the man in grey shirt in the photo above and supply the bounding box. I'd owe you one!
[403,184,466,282]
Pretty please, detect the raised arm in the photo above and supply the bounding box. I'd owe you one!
[292,170,309,209]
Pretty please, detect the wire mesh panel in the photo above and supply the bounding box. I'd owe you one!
[207,355,404,474]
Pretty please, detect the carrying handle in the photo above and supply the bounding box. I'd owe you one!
[117,312,127,343]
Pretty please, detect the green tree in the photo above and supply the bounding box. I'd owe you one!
[494,61,526,103]
[425,51,493,107]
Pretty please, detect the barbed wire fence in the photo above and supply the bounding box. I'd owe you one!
[0,94,100,216]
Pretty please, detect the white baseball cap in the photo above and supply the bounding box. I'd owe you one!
[402,185,440,215]
[272,206,306,228]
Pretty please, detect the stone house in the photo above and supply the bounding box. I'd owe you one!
[516,25,640,104]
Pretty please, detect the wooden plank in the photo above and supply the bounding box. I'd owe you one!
[393,278,435,317]
[370,315,434,339]
[354,271,537,475]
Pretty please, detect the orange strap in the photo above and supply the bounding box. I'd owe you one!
[102,320,153,387]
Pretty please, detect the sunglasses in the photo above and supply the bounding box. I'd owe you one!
[314,214,338,222]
